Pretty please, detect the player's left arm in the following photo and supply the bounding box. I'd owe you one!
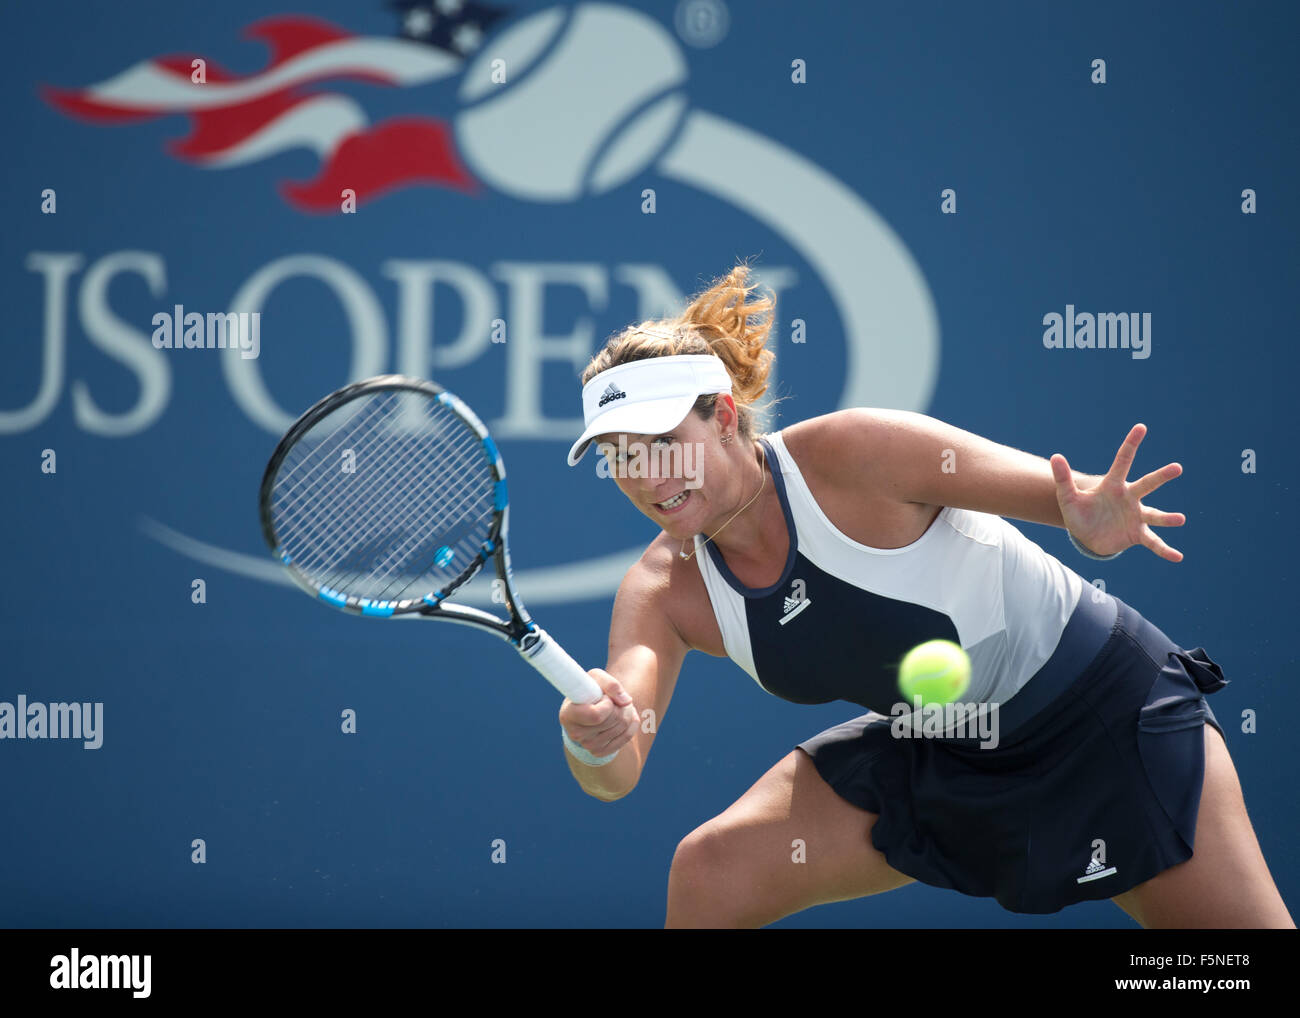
[820,411,1187,562]
[840,408,1088,527]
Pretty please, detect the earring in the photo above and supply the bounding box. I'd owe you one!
[721,434,733,445]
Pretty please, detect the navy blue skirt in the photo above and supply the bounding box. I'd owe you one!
[795,591,1229,915]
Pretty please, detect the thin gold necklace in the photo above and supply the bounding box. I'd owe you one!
[679,448,766,561]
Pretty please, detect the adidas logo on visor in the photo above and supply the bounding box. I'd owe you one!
[597,383,627,407]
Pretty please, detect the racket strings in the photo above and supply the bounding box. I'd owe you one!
[272,402,413,555]
[273,394,392,499]
[303,421,476,574]
[277,408,438,574]
[274,396,426,539]
[293,405,489,584]
[344,426,492,590]
[270,390,498,603]
[287,425,491,601]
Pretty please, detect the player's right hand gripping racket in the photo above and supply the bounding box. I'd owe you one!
[259,374,603,706]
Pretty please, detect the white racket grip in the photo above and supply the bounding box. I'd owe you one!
[519,627,603,704]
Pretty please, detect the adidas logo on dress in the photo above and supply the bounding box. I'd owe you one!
[1075,856,1118,884]
[779,583,812,626]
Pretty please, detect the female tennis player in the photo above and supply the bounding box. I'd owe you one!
[557,264,1294,928]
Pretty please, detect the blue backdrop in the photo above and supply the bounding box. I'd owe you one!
[2,0,1296,928]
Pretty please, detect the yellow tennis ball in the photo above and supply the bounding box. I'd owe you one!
[898,639,971,705]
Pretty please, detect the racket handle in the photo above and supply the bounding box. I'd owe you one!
[519,626,604,704]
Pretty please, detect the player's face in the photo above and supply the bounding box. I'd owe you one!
[596,403,740,540]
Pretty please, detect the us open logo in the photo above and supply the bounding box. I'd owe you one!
[25,2,940,608]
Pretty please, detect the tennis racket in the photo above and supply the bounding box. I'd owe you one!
[258,374,603,705]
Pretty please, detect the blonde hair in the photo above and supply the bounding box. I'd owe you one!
[580,262,776,439]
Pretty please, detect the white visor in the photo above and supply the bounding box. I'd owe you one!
[567,354,733,466]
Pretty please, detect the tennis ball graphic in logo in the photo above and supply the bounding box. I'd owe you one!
[456,4,690,202]
[897,639,971,706]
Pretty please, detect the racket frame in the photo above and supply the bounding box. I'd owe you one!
[260,374,603,705]
[259,374,537,647]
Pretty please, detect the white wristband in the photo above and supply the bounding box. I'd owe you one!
[561,727,620,767]
[1068,530,1124,561]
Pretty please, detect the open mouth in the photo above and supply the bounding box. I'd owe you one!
[654,490,690,513]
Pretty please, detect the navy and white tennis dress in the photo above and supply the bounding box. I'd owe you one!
[689,432,1228,914]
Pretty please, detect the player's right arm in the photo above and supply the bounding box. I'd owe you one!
[558,537,688,802]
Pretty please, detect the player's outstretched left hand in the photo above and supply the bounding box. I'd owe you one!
[1050,423,1186,562]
